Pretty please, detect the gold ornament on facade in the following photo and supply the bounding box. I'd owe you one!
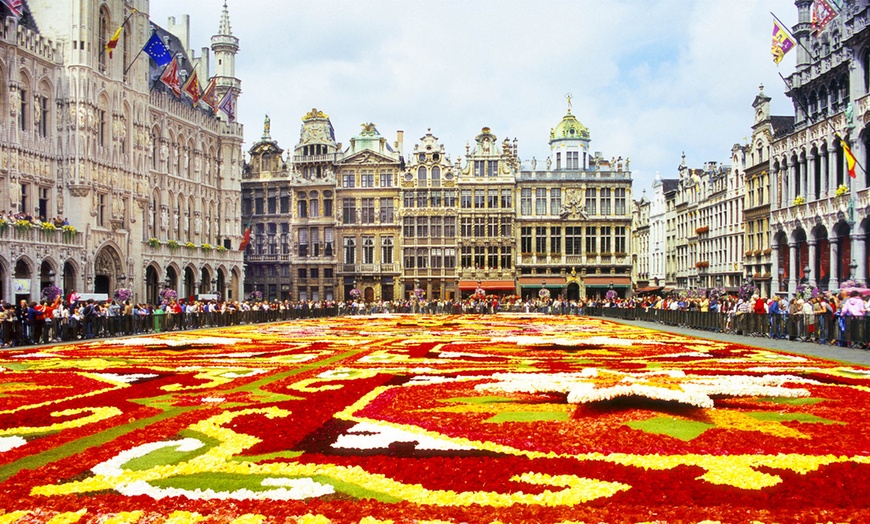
[303,108,328,120]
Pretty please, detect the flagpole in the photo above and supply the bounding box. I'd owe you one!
[770,11,816,63]
[123,31,151,77]
[98,8,140,61]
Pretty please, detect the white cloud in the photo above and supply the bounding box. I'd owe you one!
[150,0,798,192]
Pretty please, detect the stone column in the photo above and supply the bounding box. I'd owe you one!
[830,237,840,290]
[789,241,799,296]
[819,151,831,197]
[807,239,817,287]
[854,233,867,286]
[771,243,781,295]
[808,154,816,200]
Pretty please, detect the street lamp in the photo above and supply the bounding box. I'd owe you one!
[48,269,56,283]
[850,259,858,281]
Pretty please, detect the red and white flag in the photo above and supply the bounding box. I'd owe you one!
[1,0,23,18]
[159,56,181,97]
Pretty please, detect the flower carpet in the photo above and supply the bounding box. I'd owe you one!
[1,314,870,523]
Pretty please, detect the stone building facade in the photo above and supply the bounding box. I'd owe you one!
[0,0,245,305]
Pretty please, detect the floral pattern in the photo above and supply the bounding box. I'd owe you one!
[1,315,869,521]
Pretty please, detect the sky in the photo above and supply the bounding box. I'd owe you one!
[149,0,799,195]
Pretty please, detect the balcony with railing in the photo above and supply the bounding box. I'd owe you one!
[0,225,82,247]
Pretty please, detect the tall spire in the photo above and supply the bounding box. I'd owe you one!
[219,0,232,36]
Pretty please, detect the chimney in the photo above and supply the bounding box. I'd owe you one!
[396,130,404,155]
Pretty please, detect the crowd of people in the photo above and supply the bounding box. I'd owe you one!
[5,286,868,348]
[585,288,870,347]
[0,211,71,228]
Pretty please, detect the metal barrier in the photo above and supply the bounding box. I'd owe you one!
[584,307,870,348]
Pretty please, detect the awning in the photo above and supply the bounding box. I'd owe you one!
[518,277,565,289]
[584,276,631,289]
[458,280,516,291]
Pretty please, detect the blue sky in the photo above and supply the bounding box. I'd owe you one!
[150,0,799,195]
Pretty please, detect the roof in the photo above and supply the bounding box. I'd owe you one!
[771,116,795,139]
[661,179,680,193]
[147,23,216,118]
[550,110,590,142]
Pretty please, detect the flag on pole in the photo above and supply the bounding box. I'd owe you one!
[142,32,173,67]
[239,219,252,251]
[182,69,202,104]
[105,25,123,58]
[841,137,857,178]
[217,89,235,122]
[0,0,23,18]
[201,77,219,113]
[772,20,796,64]
[160,56,181,97]
[812,0,838,36]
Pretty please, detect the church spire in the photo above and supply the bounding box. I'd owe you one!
[218,0,232,36]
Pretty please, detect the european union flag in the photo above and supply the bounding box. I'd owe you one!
[143,32,172,67]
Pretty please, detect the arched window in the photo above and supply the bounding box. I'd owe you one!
[417,166,426,184]
[431,166,441,187]
[99,7,110,72]
[344,237,356,264]
[297,192,307,218]
[309,190,319,217]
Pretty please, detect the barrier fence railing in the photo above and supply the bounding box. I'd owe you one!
[583,306,869,347]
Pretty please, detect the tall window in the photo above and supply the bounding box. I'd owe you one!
[431,166,441,187]
[615,226,626,253]
[444,216,456,237]
[298,228,309,257]
[417,248,428,269]
[404,248,416,269]
[98,193,107,227]
[600,226,612,253]
[311,228,320,256]
[535,188,547,215]
[403,217,415,237]
[324,227,334,256]
[487,217,498,237]
[416,216,429,237]
[566,151,579,170]
[487,189,498,208]
[430,190,442,207]
[600,188,612,215]
[535,226,547,254]
[444,190,456,207]
[473,217,485,237]
[585,188,596,215]
[461,189,472,208]
[362,236,375,264]
[521,188,532,215]
[343,237,356,264]
[417,190,427,208]
[550,188,562,215]
[501,188,512,208]
[379,197,394,223]
[342,173,355,188]
[445,247,456,268]
[99,8,109,71]
[566,227,582,255]
[500,217,511,237]
[381,237,393,264]
[297,193,307,218]
[37,94,49,137]
[615,188,626,215]
[309,191,320,217]
[404,191,415,208]
[323,191,333,216]
[487,246,498,268]
[360,198,375,223]
[342,199,356,224]
[474,246,485,268]
[556,152,561,170]
[550,227,562,254]
[500,247,512,269]
[521,227,532,253]
[417,166,427,184]
[98,109,107,146]
[379,171,392,187]
[431,216,443,237]
[474,160,497,177]
[585,226,597,253]
[460,246,472,268]
[460,218,472,237]
[474,190,485,209]
[431,247,443,268]
[361,170,374,187]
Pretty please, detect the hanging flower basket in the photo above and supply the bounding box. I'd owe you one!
[836,184,849,197]
[113,288,132,302]
[249,290,263,301]
[167,240,179,250]
[539,288,551,299]
[793,195,806,206]
[159,288,177,301]
[15,219,33,231]
[40,222,57,233]
[41,285,62,303]
[349,288,362,300]
[62,225,77,236]
[201,243,214,251]
[147,237,160,248]
[414,288,425,299]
